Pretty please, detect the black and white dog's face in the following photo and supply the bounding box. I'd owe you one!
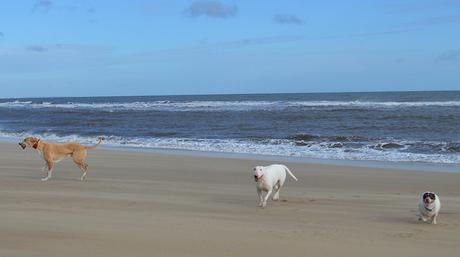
[423,192,436,205]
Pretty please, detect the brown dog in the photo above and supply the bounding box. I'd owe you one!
[19,137,104,181]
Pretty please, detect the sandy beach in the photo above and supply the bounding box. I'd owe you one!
[1,142,460,257]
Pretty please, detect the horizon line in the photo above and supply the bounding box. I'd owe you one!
[2,89,460,100]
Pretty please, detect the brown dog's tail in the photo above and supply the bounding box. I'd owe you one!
[85,137,105,150]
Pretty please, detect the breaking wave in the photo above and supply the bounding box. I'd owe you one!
[2,131,460,164]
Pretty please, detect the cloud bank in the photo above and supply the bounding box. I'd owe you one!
[403,15,460,27]
[27,45,48,52]
[184,1,238,19]
[273,14,304,25]
[389,0,460,13]
[32,0,52,13]
[436,50,460,62]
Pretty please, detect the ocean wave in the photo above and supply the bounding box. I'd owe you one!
[290,133,375,142]
[1,100,460,112]
[2,131,459,164]
[293,101,460,107]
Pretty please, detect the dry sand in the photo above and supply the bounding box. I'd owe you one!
[1,142,460,257]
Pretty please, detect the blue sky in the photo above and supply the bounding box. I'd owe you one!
[0,0,459,97]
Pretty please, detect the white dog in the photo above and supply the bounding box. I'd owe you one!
[418,191,441,224]
[253,164,298,208]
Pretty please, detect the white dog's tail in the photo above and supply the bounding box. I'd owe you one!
[283,165,298,181]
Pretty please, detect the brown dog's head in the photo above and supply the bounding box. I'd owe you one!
[423,192,436,204]
[19,137,40,150]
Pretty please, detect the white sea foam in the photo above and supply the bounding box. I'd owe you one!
[1,100,460,112]
[2,131,459,164]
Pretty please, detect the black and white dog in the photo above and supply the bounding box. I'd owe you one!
[418,191,441,224]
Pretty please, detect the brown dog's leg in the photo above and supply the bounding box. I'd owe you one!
[72,150,90,181]
[42,160,54,181]
[73,157,89,181]
[80,163,89,181]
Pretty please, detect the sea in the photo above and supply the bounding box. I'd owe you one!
[1,91,460,164]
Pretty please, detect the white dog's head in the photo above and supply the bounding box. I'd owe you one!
[253,166,264,182]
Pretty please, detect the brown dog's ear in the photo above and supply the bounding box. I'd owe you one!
[31,137,40,149]
[31,137,41,143]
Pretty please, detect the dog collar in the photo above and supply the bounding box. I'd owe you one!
[33,140,40,149]
[424,206,434,212]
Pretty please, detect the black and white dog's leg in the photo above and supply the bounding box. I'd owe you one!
[432,213,438,225]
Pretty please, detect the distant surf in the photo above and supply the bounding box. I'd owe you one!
[1,91,459,164]
[2,99,460,112]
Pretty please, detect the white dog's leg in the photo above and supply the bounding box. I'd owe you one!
[257,189,263,207]
[262,189,272,208]
[272,190,280,201]
[272,182,281,201]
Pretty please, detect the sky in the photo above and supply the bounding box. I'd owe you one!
[0,0,459,98]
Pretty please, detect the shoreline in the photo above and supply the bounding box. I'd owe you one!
[4,137,460,173]
[101,144,460,173]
